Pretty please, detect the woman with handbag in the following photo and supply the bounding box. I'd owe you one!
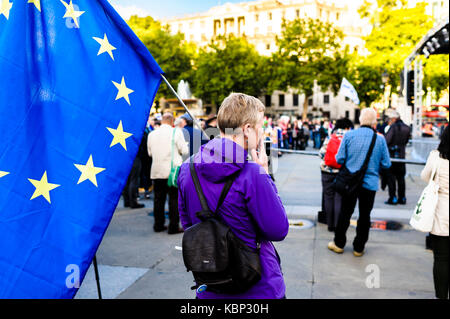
[177,93,289,299]
[420,125,449,299]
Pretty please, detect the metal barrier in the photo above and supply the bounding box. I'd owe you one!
[271,148,427,166]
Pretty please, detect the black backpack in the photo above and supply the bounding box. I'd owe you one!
[333,129,377,196]
[182,157,262,294]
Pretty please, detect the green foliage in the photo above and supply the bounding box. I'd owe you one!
[271,18,349,118]
[348,57,385,108]
[191,36,270,106]
[423,55,450,100]
[127,16,195,101]
[360,1,434,90]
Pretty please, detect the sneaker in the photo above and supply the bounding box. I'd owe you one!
[384,197,398,205]
[327,241,344,254]
[353,250,364,257]
[398,197,407,205]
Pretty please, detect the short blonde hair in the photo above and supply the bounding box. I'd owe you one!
[359,108,377,126]
[217,93,265,133]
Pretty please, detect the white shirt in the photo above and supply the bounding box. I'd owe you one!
[147,124,188,180]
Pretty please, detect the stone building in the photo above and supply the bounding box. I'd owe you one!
[161,0,370,121]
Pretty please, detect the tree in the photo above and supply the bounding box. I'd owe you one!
[127,16,195,101]
[359,1,434,91]
[347,57,385,108]
[272,18,349,120]
[423,55,449,100]
[191,36,270,107]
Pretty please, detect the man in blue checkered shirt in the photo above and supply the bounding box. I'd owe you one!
[328,108,391,257]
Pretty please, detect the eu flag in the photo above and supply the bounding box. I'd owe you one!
[0,0,162,298]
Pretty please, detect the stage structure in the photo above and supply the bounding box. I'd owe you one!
[403,17,449,138]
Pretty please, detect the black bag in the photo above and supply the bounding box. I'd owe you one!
[333,129,377,197]
[388,124,401,159]
[182,157,262,294]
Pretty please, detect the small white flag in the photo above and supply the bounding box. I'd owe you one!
[340,78,360,105]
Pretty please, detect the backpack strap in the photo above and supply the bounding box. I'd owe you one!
[189,155,236,219]
[189,155,210,213]
[360,130,378,172]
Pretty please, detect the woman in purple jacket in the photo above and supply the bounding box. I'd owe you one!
[177,93,289,299]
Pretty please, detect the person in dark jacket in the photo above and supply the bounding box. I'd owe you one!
[384,109,411,205]
[179,113,208,157]
[122,132,146,209]
[178,93,289,299]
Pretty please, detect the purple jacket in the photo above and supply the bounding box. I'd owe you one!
[177,137,289,299]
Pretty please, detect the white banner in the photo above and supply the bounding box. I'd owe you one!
[340,78,360,105]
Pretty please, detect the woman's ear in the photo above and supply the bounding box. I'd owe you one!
[243,124,251,137]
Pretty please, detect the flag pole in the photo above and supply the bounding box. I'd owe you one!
[160,74,210,140]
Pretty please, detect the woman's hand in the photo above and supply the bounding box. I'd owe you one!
[250,138,269,175]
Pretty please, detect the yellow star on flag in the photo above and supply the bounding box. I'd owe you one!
[0,0,13,20]
[74,155,106,187]
[93,34,117,61]
[107,121,133,151]
[60,0,85,28]
[112,77,134,105]
[28,171,61,204]
[28,0,41,12]
[0,171,10,178]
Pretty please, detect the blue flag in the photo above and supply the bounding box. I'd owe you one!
[0,0,162,298]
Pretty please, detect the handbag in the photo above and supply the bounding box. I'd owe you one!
[410,159,440,232]
[167,128,180,188]
[182,156,262,294]
[333,129,377,197]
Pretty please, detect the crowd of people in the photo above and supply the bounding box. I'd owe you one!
[120,94,448,299]
[261,117,332,151]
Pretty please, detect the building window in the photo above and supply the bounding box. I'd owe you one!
[255,14,259,22]
[308,98,313,106]
[266,43,270,50]
[293,94,299,106]
[324,95,330,104]
[201,34,207,42]
[345,97,350,102]
[336,12,340,21]
[265,95,272,107]
[319,9,322,17]
[296,9,300,17]
[268,12,272,20]
[345,111,350,119]
[279,94,285,107]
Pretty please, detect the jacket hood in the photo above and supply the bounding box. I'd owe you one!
[192,137,248,183]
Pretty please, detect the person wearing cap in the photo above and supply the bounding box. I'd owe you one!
[384,109,411,205]
[179,113,208,157]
